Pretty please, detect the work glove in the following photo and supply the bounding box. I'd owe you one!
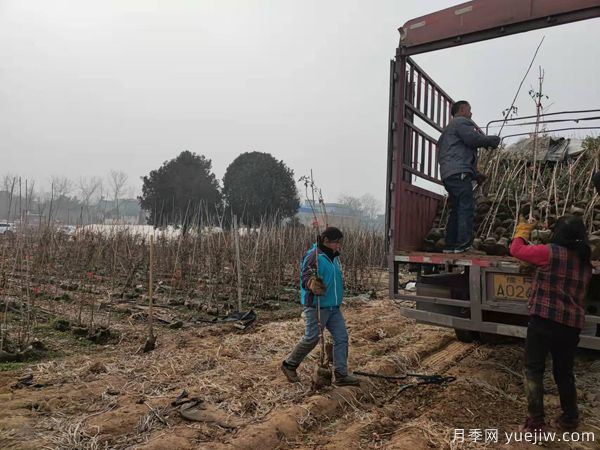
[307,276,326,295]
[475,172,487,185]
[488,135,501,149]
[513,217,536,241]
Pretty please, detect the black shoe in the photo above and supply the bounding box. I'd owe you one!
[333,372,360,386]
[452,240,473,253]
[519,416,547,432]
[554,414,579,431]
[281,361,300,383]
[453,244,472,253]
[443,246,456,254]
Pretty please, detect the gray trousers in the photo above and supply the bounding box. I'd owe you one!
[284,306,349,376]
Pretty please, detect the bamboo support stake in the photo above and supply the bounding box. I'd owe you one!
[233,215,242,312]
[143,234,156,352]
[149,235,154,336]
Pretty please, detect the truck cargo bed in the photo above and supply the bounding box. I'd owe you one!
[394,251,600,272]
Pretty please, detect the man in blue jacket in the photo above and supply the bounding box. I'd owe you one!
[281,226,360,386]
[439,100,501,253]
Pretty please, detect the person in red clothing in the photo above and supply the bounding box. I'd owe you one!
[510,215,592,432]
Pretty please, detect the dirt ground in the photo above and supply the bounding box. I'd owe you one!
[1,298,599,450]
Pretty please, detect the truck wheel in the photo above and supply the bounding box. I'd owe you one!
[454,328,479,343]
[478,332,515,344]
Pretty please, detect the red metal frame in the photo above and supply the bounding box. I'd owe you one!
[399,0,600,55]
[395,252,493,268]
[387,0,600,302]
[387,0,600,257]
[387,56,452,253]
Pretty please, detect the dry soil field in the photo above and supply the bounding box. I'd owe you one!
[0,230,599,449]
[1,295,599,450]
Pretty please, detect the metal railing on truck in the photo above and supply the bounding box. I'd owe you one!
[385,56,449,257]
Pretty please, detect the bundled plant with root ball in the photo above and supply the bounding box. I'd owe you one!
[425,136,600,257]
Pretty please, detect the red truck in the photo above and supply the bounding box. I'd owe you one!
[386,0,600,350]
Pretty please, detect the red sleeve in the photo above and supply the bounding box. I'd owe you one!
[509,238,550,266]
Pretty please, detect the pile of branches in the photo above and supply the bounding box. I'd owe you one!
[425,137,600,258]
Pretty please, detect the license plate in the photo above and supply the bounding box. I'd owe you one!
[492,274,532,301]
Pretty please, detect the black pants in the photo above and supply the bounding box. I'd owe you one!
[525,315,580,422]
[442,173,475,247]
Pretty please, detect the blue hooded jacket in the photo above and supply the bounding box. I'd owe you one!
[300,244,344,308]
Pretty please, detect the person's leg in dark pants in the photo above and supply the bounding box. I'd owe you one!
[524,317,551,426]
[454,175,475,246]
[443,179,459,248]
[443,174,475,248]
[550,324,580,429]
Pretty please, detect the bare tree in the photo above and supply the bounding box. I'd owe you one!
[47,176,72,225]
[2,174,18,222]
[108,170,128,219]
[77,177,103,224]
[338,193,383,228]
[35,189,48,228]
[24,180,35,227]
[77,177,102,205]
[52,176,73,199]
[337,194,362,213]
[359,193,382,221]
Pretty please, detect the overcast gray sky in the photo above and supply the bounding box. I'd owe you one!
[2,1,599,207]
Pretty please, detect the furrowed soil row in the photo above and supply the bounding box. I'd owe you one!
[1,301,598,450]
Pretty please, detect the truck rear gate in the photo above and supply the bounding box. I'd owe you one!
[386,0,600,350]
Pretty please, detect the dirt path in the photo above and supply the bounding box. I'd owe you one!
[1,299,599,449]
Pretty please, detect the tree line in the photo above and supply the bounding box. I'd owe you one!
[139,150,299,231]
[1,171,134,226]
[3,150,383,230]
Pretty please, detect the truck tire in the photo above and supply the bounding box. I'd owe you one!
[454,328,480,343]
[477,331,517,344]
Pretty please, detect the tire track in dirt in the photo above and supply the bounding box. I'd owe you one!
[207,331,474,450]
[315,339,476,449]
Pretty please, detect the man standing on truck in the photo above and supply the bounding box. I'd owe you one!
[439,101,501,253]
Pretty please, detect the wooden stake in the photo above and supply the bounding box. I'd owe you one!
[143,235,156,352]
[233,215,242,312]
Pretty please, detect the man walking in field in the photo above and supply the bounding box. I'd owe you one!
[438,100,501,253]
[281,226,360,386]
